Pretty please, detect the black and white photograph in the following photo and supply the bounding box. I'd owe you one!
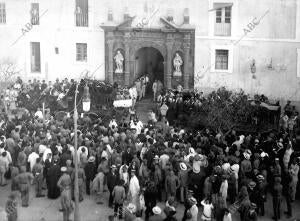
[0,0,300,220]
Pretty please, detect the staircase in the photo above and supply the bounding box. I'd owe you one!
[135,98,156,124]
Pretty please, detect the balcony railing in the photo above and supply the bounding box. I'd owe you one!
[75,12,88,27]
[31,15,39,25]
[214,22,231,36]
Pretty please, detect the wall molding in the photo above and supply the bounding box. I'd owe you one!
[195,35,300,43]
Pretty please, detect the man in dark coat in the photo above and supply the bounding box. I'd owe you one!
[181,190,193,221]
[59,148,72,167]
[283,171,293,218]
[144,181,158,221]
[272,176,283,221]
[44,153,52,189]
[84,156,96,195]
[107,165,118,207]
[122,147,133,165]
[47,159,61,199]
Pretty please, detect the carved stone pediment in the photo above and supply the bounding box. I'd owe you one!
[116,16,136,29]
[159,17,178,31]
[101,16,186,33]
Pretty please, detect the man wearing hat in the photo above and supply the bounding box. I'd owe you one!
[84,156,96,195]
[57,167,72,191]
[245,203,258,221]
[144,181,158,221]
[57,166,72,220]
[32,157,44,197]
[228,166,238,204]
[240,150,252,178]
[71,164,86,202]
[189,160,205,204]
[92,167,105,204]
[112,179,126,219]
[256,175,266,216]
[165,170,180,199]
[272,177,282,221]
[220,174,229,208]
[107,165,118,208]
[271,158,282,178]
[149,206,163,221]
[178,162,189,203]
[14,166,34,207]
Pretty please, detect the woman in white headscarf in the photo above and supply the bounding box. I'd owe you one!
[128,170,140,207]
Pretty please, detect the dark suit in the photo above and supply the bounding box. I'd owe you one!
[122,151,133,165]
[84,162,96,194]
[272,183,282,221]
[107,171,118,207]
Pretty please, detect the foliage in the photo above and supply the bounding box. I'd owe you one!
[196,87,263,131]
[0,58,20,83]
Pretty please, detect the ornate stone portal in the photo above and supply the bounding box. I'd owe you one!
[101,16,195,90]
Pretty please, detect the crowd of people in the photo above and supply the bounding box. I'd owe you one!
[0,77,300,221]
[0,77,76,114]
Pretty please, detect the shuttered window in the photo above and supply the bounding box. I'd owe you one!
[215,49,228,70]
[76,43,87,61]
[75,0,88,27]
[31,3,39,25]
[31,42,41,72]
[0,3,6,24]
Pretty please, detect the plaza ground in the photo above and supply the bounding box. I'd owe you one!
[0,180,300,221]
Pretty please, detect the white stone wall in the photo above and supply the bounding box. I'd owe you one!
[194,0,300,103]
[0,0,106,81]
[0,0,300,103]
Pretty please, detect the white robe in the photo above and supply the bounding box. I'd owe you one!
[129,175,140,206]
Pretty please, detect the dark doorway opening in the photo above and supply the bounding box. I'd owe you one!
[134,47,164,85]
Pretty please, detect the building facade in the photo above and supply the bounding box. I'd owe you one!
[0,0,300,103]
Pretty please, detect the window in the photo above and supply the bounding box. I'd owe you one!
[31,42,41,72]
[215,49,228,70]
[31,3,39,25]
[0,3,6,24]
[225,7,231,23]
[216,8,222,23]
[76,43,87,61]
[214,3,232,36]
[75,0,88,27]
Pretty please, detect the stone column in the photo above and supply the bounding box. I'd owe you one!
[107,39,114,84]
[166,41,173,89]
[124,33,131,86]
[183,34,191,90]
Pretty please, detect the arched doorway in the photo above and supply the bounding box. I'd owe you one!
[134,47,164,85]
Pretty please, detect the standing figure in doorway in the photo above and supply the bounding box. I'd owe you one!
[152,80,158,102]
[136,79,142,101]
[141,77,146,99]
